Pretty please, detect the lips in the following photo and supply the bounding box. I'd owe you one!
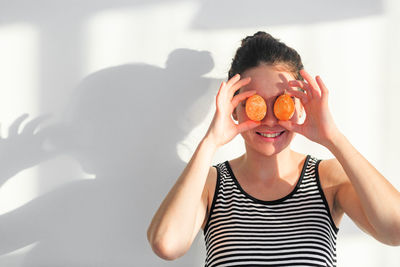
[256,131,285,138]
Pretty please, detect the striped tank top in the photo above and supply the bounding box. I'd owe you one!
[203,155,339,267]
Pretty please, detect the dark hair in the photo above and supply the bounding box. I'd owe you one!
[229,31,304,84]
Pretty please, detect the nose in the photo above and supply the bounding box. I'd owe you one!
[261,102,278,127]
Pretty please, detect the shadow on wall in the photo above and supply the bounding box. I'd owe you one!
[0,48,219,266]
[0,0,383,27]
[192,0,383,28]
[0,1,384,264]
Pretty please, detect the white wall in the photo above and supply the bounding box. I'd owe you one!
[0,0,399,266]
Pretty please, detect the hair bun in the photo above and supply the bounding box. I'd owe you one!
[229,31,304,82]
[241,31,274,45]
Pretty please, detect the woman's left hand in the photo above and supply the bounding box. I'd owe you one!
[278,69,341,148]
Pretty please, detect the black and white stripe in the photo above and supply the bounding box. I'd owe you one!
[203,155,339,267]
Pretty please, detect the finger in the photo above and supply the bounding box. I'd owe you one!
[225,73,241,89]
[231,90,257,108]
[300,69,321,98]
[9,113,29,137]
[228,77,251,97]
[285,88,308,105]
[236,120,261,133]
[216,81,225,97]
[215,81,226,108]
[278,120,302,134]
[316,75,329,101]
[22,114,52,136]
[288,80,313,99]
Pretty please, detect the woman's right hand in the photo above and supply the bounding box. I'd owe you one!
[205,74,260,148]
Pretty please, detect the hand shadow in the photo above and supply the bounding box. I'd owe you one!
[0,113,56,187]
[0,48,219,266]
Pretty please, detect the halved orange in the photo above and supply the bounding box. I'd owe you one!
[274,94,295,121]
[245,94,267,121]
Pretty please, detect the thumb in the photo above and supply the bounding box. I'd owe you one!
[278,120,302,133]
[237,120,261,133]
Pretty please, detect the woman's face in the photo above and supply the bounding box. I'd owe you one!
[234,64,303,156]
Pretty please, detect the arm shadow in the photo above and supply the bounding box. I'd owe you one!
[0,48,220,266]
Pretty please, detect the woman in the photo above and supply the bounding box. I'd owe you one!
[147,32,400,266]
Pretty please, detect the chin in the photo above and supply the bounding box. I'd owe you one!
[250,143,289,157]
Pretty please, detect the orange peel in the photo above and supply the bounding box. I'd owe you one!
[274,94,295,121]
[245,94,267,121]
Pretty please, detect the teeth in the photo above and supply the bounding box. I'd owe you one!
[259,132,282,138]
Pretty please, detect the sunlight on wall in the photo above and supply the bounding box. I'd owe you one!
[287,15,386,168]
[82,2,200,75]
[0,23,40,215]
[338,233,400,266]
[0,242,39,266]
[0,2,394,266]
[383,0,400,191]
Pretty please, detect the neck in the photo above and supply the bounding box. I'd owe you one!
[236,145,298,183]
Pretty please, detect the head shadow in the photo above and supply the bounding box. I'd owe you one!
[0,48,219,266]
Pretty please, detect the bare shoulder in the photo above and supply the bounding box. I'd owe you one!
[318,157,349,185]
[205,165,218,198]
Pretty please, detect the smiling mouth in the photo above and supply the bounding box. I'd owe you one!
[256,131,285,138]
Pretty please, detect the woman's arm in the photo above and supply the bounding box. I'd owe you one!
[147,75,259,260]
[147,137,217,260]
[282,69,400,246]
[327,134,400,246]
